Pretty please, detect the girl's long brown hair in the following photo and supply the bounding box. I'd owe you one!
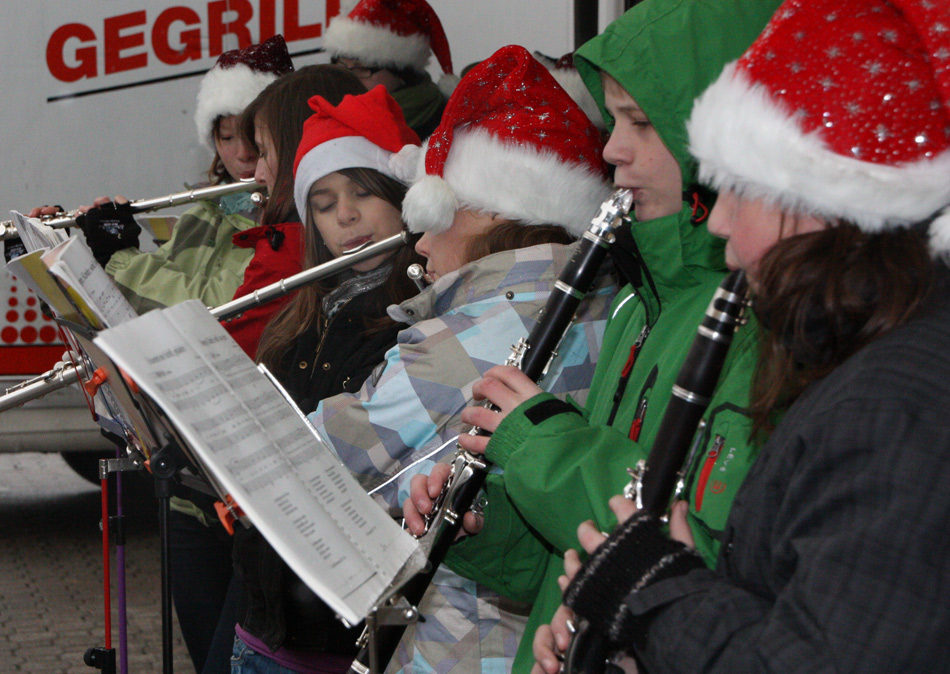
[749,223,933,433]
[206,116,233,185]
[464,222,574,261]
[238,65,367,226]
[256,167,423,373]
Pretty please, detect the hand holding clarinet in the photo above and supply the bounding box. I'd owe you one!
[532,498,695,674]
[403,365,544,536]
[533,269,748,674]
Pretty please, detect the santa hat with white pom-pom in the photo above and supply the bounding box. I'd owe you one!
[393,45,612,236]
[293,85,420,221]
[325,0,459,96]
[687,0,950,254]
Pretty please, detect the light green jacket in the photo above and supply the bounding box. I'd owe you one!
[106,193,257,313]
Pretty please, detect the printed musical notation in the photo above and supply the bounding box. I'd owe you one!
[94,300,424,625]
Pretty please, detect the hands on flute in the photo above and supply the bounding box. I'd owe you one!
[29,195,140,267]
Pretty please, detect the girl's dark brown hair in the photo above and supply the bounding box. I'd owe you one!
[238,64,367,225]
[206,116,231,185]
[749,222,933,433]
[464,221,575,262]
[256,167,424,372]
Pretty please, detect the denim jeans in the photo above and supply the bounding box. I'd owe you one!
[231,636,301,674]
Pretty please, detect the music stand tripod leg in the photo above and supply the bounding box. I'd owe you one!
[84,454,117,674]
[112,444,130,674]
[150,441,182,674]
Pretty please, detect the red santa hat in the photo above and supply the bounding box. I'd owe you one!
[324,0,458,93]
[293,85,420,220]
[392,45,612,236]
[688,0,950,252]
[194,35,294,150]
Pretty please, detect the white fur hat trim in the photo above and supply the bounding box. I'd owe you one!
[688,62,950,237]
[402,128,613,235]
[324,16,431,72]
[294,136,396,221]
[929,209,950,257]
[194,64,279,150]
[388,144,423,184]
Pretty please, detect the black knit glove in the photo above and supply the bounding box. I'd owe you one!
[564,513,704,647]
[3,236,27,263]
[76,201,141,266]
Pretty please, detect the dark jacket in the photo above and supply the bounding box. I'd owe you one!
[234,286,404,652]
[276,289,403,415]
[625,266,950,673]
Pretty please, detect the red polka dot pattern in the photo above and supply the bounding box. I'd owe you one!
[1,277,62,345]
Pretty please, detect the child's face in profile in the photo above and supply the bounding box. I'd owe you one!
[215,114,258,182]
[707,190,825,282]
[414,208,500,283]
[600,75,683,223]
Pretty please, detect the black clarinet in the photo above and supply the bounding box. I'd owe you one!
[564,268,749,674]
[347,188,633,674]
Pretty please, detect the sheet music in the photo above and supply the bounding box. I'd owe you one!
[94,300,424,625]
[9,210,69,253]
[42,236,137,328]
[3,249,83,323]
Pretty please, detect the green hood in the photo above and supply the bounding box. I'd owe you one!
[576,0,783,186]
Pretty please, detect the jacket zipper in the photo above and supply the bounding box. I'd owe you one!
[694,434,725,513]
[308,298,352,384]
[628,365,658,442]
[606,324,652,426]
[674,418,707,502]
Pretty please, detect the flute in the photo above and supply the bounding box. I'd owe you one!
[213,232,409,320]
[563,269,749,674]
[347,188,634,674]
[0,179,261,241]
[0,232,410,413]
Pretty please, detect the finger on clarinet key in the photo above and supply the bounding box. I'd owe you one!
[428,463,451,498]
[457,430,490,455]
[607,494,639,525]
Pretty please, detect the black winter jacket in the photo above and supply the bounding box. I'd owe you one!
[234,288,404,652]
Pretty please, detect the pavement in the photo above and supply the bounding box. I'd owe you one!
[0,452,192,673]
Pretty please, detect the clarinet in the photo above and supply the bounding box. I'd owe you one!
[563,268,749,674]
[347,188,634,674]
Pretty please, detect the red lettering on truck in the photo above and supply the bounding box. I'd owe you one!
[46,1,340,83]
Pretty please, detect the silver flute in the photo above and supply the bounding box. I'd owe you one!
[1,179,261,241]
[0,231,410,412]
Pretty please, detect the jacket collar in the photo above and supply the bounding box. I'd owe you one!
[389,242,579,324]
[612,202,728,327]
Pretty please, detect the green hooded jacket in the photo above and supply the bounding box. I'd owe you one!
[444,1,783,671]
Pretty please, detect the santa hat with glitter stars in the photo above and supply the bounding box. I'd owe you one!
[391,45,612,236]
[688,0,950,252]
[194,35,294,150]
[324,0,459,94]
